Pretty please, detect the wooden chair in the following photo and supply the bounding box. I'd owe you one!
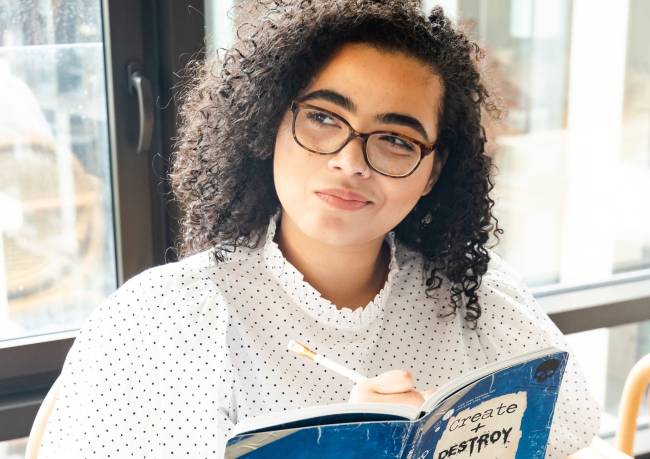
[616,353,650,456]
[569,352,650,459]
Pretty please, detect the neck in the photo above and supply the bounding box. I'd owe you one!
[275,212,391,310]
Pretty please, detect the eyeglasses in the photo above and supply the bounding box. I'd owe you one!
[290,100,438,178]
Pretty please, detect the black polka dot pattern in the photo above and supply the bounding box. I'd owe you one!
[39,212,600,458]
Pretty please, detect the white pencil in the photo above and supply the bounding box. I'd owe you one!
[287,339,368,384]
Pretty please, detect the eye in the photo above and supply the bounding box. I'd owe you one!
[306,110,338,126]
[378,134,417,152]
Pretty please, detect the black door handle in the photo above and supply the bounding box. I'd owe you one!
[127,62,153,154]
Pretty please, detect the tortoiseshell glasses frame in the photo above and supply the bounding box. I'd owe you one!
[290,100,438,178]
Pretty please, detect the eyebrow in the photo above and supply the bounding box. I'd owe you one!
[296,89,431,142]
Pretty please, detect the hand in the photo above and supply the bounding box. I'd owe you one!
[349,369,435,409]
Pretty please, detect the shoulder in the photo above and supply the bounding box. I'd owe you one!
[483,248,527,287]
[101,251,220,317]
[75,246,257,340]
[473,248,569,352]
[120,243,264,299]
[479,248,541,321]
[63,247,253,378]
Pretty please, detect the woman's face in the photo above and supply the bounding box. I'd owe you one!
[273,42,445,247]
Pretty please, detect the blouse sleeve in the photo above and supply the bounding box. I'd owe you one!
[38,261,236,458]
[470,250,601,459]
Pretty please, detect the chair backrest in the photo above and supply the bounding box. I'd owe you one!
[24,377,61,459]
[616,353,650,456]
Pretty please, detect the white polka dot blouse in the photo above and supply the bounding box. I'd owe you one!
[39,211,601,458]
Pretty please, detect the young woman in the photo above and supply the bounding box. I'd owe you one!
[38,1,600,457]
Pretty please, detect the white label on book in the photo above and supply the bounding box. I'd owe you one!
[432,391,527,459]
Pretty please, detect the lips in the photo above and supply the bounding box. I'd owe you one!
[315,188,371,203]
[314,188,372,212]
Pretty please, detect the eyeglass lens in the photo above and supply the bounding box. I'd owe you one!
[294,106,422,177]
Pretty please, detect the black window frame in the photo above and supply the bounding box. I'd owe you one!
[0,0,204,442]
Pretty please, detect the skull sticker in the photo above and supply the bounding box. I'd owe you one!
[533,359,559,383]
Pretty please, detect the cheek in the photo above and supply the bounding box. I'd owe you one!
[370,159,434,234]
[379,156,434,214]
[273,131,297,199]
[273,115,292,171]
[272,119,316,207]
[380,182,423,221]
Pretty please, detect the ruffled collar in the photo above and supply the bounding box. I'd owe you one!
[262,211,400,330]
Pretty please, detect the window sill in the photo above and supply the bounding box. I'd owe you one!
[535,274,650,334]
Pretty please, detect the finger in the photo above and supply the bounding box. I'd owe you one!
[364,390,425,408]
[367,370,415,394]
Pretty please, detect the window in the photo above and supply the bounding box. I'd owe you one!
[0,0,116,343]
[422,0,650,449]
[0,0,203,445]
[427,0,650,287]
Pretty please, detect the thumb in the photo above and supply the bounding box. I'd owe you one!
[367,370,415,394]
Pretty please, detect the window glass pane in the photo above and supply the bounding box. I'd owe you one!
[0,0,116,341]
[428,0,650,288]
[0,437,26,459]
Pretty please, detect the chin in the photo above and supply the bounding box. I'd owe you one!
[301,212,377,247]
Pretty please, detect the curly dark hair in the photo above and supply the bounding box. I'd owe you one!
[170,0,503,326]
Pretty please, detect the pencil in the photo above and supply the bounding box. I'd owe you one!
[287,339,368,384]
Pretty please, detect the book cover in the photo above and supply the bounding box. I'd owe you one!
[224,348,568,459]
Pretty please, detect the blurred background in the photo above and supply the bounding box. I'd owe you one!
[0,0,648,456]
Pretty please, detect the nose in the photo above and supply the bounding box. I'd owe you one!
[327,135,371,178]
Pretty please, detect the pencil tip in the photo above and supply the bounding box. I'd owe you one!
[287,339,315,359]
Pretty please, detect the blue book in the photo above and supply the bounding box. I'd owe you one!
[225,347,568,459]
